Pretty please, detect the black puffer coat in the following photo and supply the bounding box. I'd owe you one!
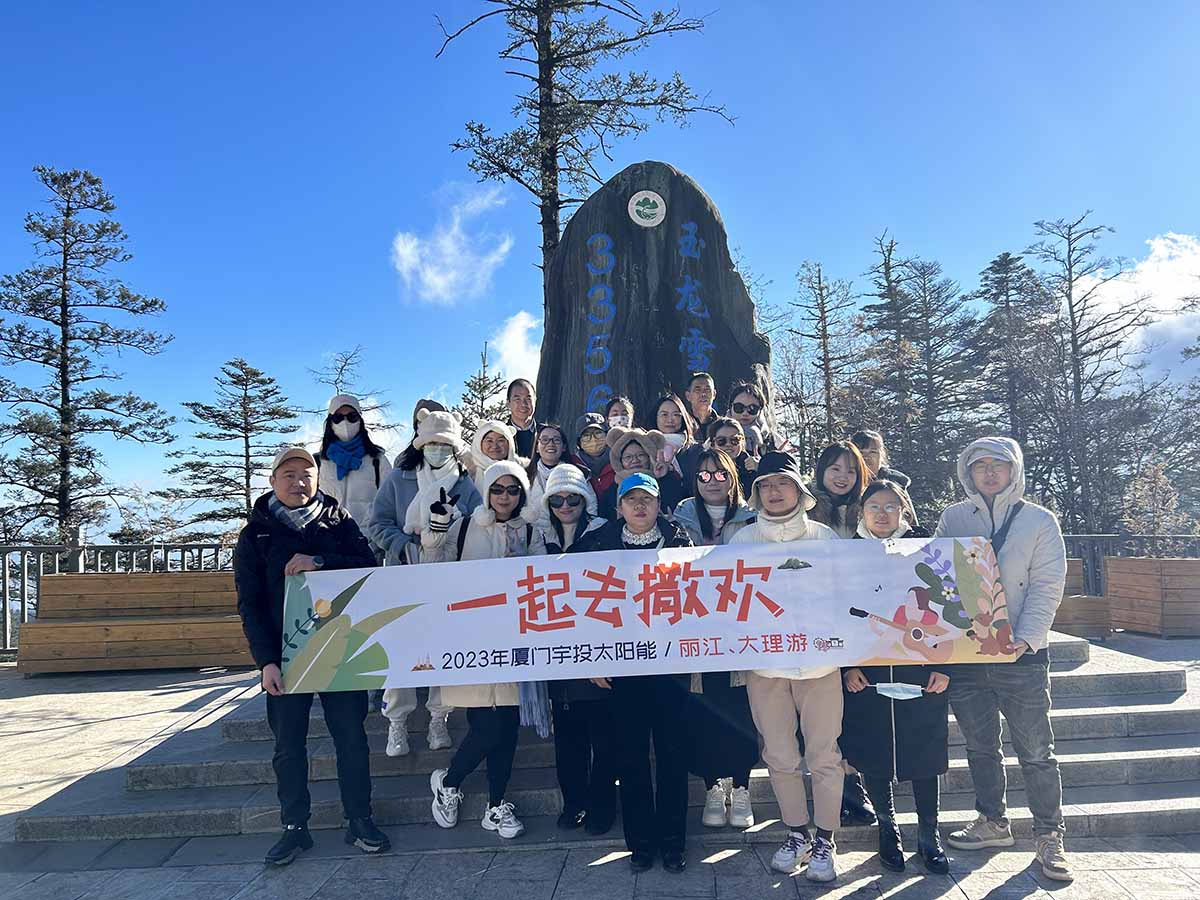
[839,523,949,780]
[234,492,376,669]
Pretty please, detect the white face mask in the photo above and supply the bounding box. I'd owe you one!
[608,414,631,428]
[424,444,454,468]
[662,433,685,449]
[332,420,361,442]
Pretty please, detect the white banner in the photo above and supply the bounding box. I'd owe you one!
[279,537,1018,693]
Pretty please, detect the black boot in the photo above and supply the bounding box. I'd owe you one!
[557,808,586,830]
[877,818,905,872]
[918,819,949,874]
[345,816,391,853]
[841,773,877,827]
[265,824,313,866]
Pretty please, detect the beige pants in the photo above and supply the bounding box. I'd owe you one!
[746,670,845,831]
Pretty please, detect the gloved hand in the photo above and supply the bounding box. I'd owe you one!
[429,487,458,533]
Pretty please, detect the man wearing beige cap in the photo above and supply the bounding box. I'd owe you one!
[234,445,389,865]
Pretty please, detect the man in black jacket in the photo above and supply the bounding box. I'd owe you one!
[235,446,389,865]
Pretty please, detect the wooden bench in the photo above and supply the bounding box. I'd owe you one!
[17,572,252,674]
[1052,559,1111,640]
[1107,557,1200,638]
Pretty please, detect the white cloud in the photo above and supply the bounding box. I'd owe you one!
[390,185,515,305]
[490,310,543,385]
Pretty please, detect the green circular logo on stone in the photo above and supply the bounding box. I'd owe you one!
[627,190,666,227]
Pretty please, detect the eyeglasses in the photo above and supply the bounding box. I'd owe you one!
[488,484,523,497]
[865,503,900,514]
[537,436,563,447]
[621,451,650,466]
[696,470,730,484]
[731,402,761,416]
[713,435,743,447]
[970,462,1010,475]
[330,411,361,424]
[548,494,584,509]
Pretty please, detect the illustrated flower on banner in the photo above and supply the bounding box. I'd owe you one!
[314,598,333,618]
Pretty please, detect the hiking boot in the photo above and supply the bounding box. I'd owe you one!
[729,785,755,828]
[430,768,462,828]
[1035,832,1072,882]
[770,830,812,873]
[878,819,904,872]
[345,817,390,853]
[482,800,525,839]
[385,720,409,757]
[806,835,838,883]
[264,824,313,866]
[840,773,876,826]
[947,814,1014,850]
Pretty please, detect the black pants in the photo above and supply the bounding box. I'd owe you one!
[552,696,618,820]
[267,690,371,826]
[611,675,690,855]
[863,773,940,824]
[689,673,759,789]
[445,706,520,807]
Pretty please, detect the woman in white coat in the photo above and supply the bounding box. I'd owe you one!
[426,460,537,841]
[465,420,525,491]
[316,395,392,539]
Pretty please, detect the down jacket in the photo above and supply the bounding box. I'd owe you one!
[318,450,392,530]
[935,437,1067,654]
[367,464,481,566]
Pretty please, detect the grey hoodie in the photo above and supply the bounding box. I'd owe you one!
[935,436,1067,653]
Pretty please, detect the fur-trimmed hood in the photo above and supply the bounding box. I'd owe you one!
[606,426,666,483]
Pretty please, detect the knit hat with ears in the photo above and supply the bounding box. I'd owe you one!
[540,463,599,519]
[606,426,667,483]
[411,398,447,430]
[327,394,362,416]
[748,451,816,513]
[413,408,465,453]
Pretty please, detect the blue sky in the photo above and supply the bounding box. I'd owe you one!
[2,1,1198,516]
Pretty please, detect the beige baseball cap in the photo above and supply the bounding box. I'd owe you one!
[271,446,317,472]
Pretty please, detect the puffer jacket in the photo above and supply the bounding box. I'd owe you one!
[671,497,756,546]
[318,450,392,529]
[935,436,1067,654]
[367,464,481,565]
[465,420,527,490]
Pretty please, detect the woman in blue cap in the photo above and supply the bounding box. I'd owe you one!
[569,472,693,875]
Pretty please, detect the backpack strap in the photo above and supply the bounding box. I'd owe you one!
[990,500,1025,557]
[456,515,470,561]
[373,454,381,488]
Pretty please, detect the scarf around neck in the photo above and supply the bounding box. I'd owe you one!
[269,492,325,532]
[856,517,913,540]
[325,434,366,480]
[404,460,463,535]
[756,503,816,543]
[574,447,609,475]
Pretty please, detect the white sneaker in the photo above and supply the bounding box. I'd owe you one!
[947,814,1015,850]
[430,768,461,828]
[427,716,453,751]
[702,783,728,827]
[482,800,525,839]
[770,830,812,873]
[729,785,755,828]
[385,721,409,757]
[806,836,837,883]
[1035,832,1073,882]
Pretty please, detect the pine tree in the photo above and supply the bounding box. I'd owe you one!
[791,262,857,445]
[1123,462,1194,536]
[454,343,508,440]
[156,359,299,535]
[0,166,175,543]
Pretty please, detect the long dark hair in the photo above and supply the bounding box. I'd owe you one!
[693,448,743,540]
[549,503,591,548]
[525,422,567,483]
[649,393,696,441]
[487,478,527,519]
[319,415,385,461]
[814,441,867,503]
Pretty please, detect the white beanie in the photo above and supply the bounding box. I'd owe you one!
[413,408,465,452]
[540,463,598,518]
[327,394,361,416]
[480,459,530,496]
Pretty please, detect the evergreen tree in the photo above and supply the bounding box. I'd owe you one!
[156,359,298,535]
[791,261,857,446]
[1123,462,1194,536]
[0,166,174,543]
[454,343,508,440]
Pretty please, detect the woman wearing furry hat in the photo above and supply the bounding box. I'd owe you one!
[596,426,685,518]
[368,407,479,759]
[528,465,617,835]
[465,419,524,490]
[426,460,541,841]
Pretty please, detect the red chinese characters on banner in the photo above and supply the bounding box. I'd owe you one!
[516,566,577,634]
[709,559,785,622]
[632,561,712,627]
[577,566,627,628]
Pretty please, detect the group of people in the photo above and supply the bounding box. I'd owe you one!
[234,372,1072,886]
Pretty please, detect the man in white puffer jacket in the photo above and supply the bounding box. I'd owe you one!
[935,436,1072,883]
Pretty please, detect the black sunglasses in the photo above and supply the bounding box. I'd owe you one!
[488,484,523,497]
[731,402,760,416]
[548,494,584,509]
[697,470,730,484]
[713,435,743,447]
[330,411,361,424]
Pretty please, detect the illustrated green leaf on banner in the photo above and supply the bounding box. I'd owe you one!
[324,573,373,624]
[285,613,351,692]
[344,605,420,656]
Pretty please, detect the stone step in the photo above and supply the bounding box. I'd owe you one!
[16,767,1200,842]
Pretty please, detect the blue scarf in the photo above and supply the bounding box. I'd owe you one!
[326,434,366,480]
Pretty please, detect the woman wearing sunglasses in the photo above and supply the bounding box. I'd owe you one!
[529,465,618,836]
[423,460,540,842]
[706,417,757,490]
[725,381,791,457]
[525,422,568,520]
[316,395,393,539]
[670,449,760,831]
[841,479,948,875]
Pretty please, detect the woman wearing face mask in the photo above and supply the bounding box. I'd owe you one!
[368,407,480,758]
[528,465,618,836]
[810,441,868,539]
[525,422,568,520]
[706,417,757,490]
[426,460,542,842]
[650,393,703,494]
[841,480,947,875]
[596,426,685,518]
[466,420,524,490]
[571,413,615,499]
[570,473,694,874]
[670,450,759,831]
[604,395,635,430]
[316,396,393,542]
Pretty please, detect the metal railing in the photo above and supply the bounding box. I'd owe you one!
[1,542,233,651]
